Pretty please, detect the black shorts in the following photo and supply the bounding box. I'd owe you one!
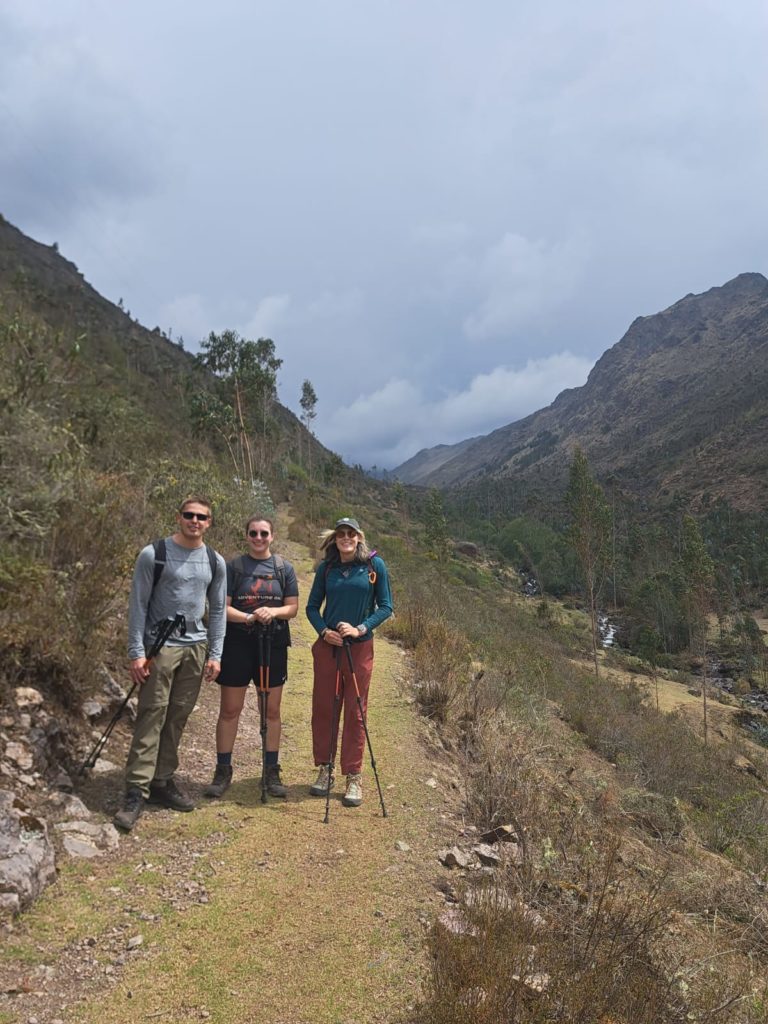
[218,631,288,688]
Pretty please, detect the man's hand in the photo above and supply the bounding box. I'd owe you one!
[130,657,151,686]
[205,659,221,681]
[322,628,343,647]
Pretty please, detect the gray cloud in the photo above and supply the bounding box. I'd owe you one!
[2,1,767,466]
[0,6,163,237]
[319,353,595,467]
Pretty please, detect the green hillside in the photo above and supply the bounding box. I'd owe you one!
[2,216,768,1023]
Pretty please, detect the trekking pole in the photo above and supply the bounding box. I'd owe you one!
[323,646,343,825]
[341,638,388,818]
[79,613,186,774]
[257,624,269,804]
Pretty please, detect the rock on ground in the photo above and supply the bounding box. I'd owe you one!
[0,790,57,913]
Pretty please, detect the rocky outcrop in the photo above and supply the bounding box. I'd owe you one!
[0,673,131,915]
[0,791,57,913]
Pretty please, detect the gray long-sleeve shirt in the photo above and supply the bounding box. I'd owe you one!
[127,538,227,661]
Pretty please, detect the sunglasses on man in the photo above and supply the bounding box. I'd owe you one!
[248,529,271,538]
[181,511,210,521]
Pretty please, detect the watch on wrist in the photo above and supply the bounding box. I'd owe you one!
[356,624,368,636]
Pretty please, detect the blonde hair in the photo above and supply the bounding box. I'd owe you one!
[319,527,370,564]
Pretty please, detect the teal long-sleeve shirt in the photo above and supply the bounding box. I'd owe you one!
[306,555,393,638]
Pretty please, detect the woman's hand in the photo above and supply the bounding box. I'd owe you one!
[336,621,361,640]
[253,606,275,625]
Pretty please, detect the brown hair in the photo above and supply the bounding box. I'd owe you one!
[179,495,213,516]
[245,514,275,534]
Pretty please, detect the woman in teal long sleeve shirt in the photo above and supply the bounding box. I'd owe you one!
[305,516,393,807]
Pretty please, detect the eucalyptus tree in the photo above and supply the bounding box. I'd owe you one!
[678,515,715,744]
[197,330,283,479]
[566,448,611,678]
[300,378,318,477]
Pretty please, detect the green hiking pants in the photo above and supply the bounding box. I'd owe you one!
[124,642,207,795]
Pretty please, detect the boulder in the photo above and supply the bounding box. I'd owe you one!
[52,770,74,792]
[439,846,470,869]
[14,687,44,708]
[437,906,478,937]
[472,843,501,867]
[733,755,759,778]
[82,700,105,720]
[479,823,518,845]
[54,820,119,858]
[0,790,57,913]
[49,792,92,819]
[4,741,34,771]
[100,666,127,703]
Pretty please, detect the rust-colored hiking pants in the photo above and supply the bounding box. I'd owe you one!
[311,639,374,776]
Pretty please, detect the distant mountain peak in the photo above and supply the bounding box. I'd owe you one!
[392,272,768,511]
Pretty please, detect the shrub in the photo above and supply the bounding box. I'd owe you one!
[414,841,751,1024]
[412,622,471,724]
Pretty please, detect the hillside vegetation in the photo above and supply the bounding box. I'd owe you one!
[2,218,768,1022]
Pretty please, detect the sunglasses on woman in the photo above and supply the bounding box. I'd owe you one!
[181,511,210,521]
[249,529,271,538]
[336,528,358,539]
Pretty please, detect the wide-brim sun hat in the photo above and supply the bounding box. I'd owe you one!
[334,516,361,533]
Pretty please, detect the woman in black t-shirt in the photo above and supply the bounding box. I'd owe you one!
[204,516,298,799]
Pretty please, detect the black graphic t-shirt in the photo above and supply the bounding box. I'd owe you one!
[226,555,299,645]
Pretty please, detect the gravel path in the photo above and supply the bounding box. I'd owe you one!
[0,530,462,1024]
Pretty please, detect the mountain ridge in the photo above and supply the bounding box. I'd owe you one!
[394,272,768,511]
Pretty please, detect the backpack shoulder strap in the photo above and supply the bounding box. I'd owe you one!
[205,544,217,576]
[151,539,220,596]
[231,554,248,574]
[205,544,221,594]
[272,554,287,591]
[367,552,380,616]
[229,554,248,594]
[152,538,166,592]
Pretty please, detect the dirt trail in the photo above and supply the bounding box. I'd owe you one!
[0,531,458,1024]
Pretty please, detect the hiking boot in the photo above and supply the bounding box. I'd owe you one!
[149,776,195,812]
[113,786,145,831]
[204,764,233,799]
[264,763,287,798]
[309,764,335,797]
[342,773,363,808]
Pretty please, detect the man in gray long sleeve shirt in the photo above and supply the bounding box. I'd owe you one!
[114,496,226,831]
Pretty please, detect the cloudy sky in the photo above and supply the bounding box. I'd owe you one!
[2,2,767,467]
